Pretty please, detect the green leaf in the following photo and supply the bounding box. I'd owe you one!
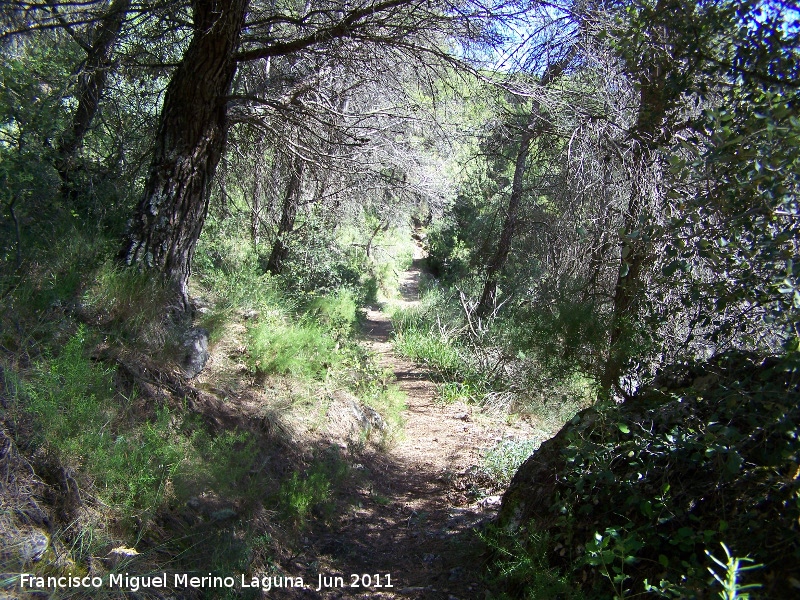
[617,423,630,434]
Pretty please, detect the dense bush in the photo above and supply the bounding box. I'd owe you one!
[495,351,800,598]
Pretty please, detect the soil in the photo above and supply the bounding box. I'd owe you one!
[269,251,537,599]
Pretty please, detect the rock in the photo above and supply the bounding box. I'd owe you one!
[108,545,138,557]
[210,508,237,521]
[17,528,49,563]
[347,399,385,433]
[105,546,139,568]
[181,327,209,378]
[478,495,502,508]
[363,405,386,430]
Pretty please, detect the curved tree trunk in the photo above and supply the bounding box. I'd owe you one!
[600,0,675,397]
[477,57,572,318]
[56,0,131,196]
[477,118,535,318]
[265,153,304,275]
[119,0,249,309]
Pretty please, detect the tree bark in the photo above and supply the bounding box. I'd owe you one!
[265,153,304,275]
[600,0,676,397]
[56,0,131,195]
[477,117,535,318]
[119,0,249,307]
[250,141,268,247]
[477,58,571,318]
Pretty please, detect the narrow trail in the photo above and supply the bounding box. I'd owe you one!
[276,250,535,599]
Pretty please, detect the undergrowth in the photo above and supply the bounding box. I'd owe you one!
[276,448,350,526]
[391,276,594,417]
[481,526,583,600]
[492,352,799,598]
[481,438,542,487]
[1,211,417,593]
[7,327,259,520]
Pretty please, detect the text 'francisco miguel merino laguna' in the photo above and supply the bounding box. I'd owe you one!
[20,573,394,592]
[19,574,303,592]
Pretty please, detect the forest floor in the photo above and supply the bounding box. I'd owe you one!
[268,249,538,599]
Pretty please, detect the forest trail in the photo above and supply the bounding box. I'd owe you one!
[277,246,536,599]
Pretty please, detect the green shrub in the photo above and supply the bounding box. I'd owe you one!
[482,438,541,487]
[178,426,258,499]
[481,526,583,600]
[494,352,799,598]
[15,328,260,519]
[304,289,359,340]
[248,318,338,380]
[247,288,367,381]
[393,328,467,376]
[392,293,473,379]
[20,328,186,513]
[195,230,282,313]
[276,451,349,526]
[392,294,488,398]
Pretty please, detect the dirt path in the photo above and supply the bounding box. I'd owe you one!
[273,253,535,599]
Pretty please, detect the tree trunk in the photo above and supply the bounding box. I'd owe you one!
[599,163,649,397]
[56,0,131,196]
[477,58,571,318]
[250,141,268,247]
[477,118,535,318]
[600,2,674,397]
[119,0,249,308]
[265,153,304,275]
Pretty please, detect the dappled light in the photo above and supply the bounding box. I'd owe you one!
[1,0,798,598]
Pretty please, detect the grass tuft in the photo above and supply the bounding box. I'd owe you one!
[481,438,542,487]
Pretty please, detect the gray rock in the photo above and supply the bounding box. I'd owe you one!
[348,400,385,433]
[210,508,237,521]
[18,529,49,563]
[478,495,502,508]
[363,405,386,430]
[181,327,209,378]
[449,567,464,581]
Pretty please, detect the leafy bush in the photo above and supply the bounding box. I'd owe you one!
[276,451,349,526]
[495,352,800,598]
